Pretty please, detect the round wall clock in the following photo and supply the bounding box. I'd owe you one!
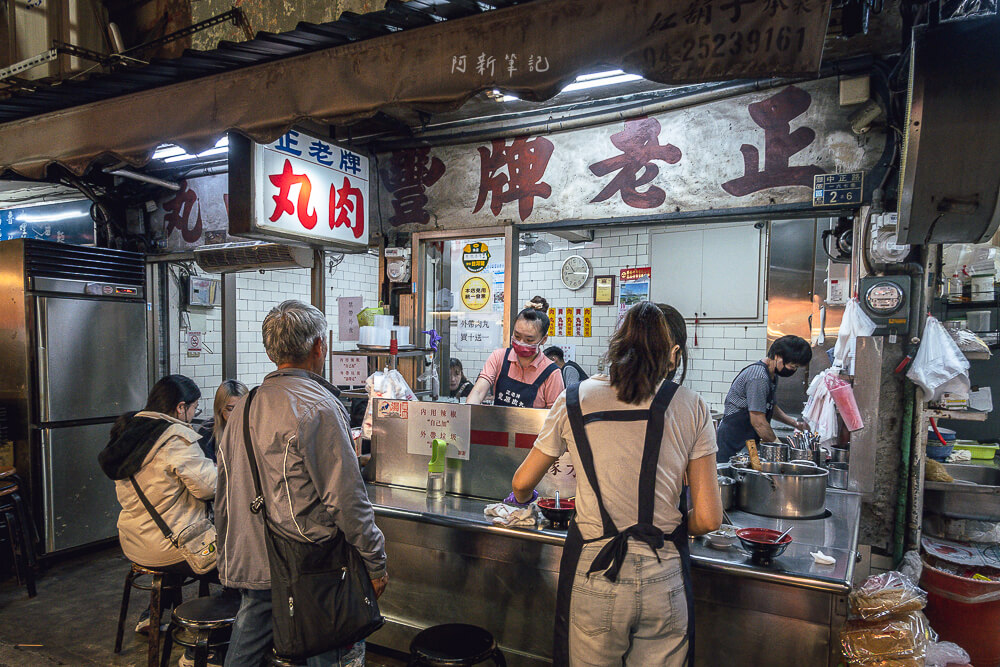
[561,254,591,291]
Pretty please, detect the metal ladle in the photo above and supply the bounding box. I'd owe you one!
[773,525,794,543]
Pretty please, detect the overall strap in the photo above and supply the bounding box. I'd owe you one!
[494,349,515,402]
[241,387,266,515]
[638,381,680,525]
[530,362,559,388]
[565,383,616,536]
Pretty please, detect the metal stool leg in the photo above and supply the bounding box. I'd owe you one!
[148,573,165,667]
[3,508,33,597]
[193,631,210,667]
[114,567,137,653]
[492,648,507,667]
[159,622,174,667]
[198,576,210,598]
[7,495,36,597]
[9,492,36,570]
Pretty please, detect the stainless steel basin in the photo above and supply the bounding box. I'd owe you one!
[925,463,1000,521]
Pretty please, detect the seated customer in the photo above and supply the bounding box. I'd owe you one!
[449,358,474,399]
[544,346,589,389]
[98,374,217,631]
[196,379,248,462]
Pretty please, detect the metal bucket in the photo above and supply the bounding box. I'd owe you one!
[718,475,736,510]
[758,442,789,463]
[734,461,829,518]
[828,463,849,489]
[830,447,850,464]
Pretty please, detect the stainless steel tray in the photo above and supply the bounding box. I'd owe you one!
[925,463,1000,521]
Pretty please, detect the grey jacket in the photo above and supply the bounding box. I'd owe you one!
[216,368,386,589]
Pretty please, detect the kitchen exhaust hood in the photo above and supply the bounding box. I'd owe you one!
[194,242,314,273]
[896,16,1000,245]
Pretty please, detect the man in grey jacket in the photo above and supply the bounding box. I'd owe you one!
[216,300,387,666]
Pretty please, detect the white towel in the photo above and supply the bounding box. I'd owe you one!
[484,502,537,528]
[946,449,973,463]
[810,550,836,565]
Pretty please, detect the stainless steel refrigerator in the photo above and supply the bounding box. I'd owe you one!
[0,239,148,554]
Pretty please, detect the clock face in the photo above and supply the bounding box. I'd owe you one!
[561,255,590,290]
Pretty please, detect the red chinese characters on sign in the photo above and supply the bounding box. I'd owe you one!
[474,136,554,221]
[267,159,365,238]
[589,118,682,209]
[269,159,317,229]
[380,148,446,227]
[163,180,203,243]
[722,86,824,197]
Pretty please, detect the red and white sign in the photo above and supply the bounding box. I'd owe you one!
[248,129,369,247]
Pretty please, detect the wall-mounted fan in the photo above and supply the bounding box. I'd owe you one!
[519,233,552,256]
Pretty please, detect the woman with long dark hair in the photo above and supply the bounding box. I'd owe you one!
[466,295,565,408]
[99,374,217,616]
[510,302,722,665]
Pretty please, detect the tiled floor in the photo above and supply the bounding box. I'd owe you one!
[0,545,405,666]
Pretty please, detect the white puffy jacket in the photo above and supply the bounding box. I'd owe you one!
[114,412,217,567]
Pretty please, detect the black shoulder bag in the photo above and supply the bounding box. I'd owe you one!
[242,387,384,659]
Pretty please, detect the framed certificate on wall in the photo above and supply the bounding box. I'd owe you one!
[594,275,615,305]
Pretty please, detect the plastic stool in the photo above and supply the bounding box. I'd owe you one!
[160,596,241,667]
[408,624,507,666]
[113,563,212,667]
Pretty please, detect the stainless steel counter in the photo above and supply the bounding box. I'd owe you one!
[367,483,860,666]
[367,483,861,593]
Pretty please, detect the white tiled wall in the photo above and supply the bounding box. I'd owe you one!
[515,229,768,412]
[167,251,381,408]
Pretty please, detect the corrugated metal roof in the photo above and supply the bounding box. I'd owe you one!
[0,0,535,124]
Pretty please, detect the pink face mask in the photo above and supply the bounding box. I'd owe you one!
[511,338,539,358]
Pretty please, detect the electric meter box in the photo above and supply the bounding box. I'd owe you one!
[859,275,911,336]
[186,276,221,308]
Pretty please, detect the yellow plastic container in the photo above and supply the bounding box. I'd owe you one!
[952,440,999,459]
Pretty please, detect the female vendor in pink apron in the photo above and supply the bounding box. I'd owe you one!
[466,296,565,409]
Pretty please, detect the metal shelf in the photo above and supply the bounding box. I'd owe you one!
[925,408,990,421]
[331,348,432,358]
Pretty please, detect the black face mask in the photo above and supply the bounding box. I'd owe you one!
[776,366,798,378]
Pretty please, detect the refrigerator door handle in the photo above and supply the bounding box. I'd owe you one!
[36,298,50,423]
[39,429,55,552]
[818,304,827,346]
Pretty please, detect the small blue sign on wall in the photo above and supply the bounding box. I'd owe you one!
[0,201,95,245]
[813,172,864,207]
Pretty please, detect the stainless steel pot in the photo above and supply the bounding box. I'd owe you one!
[828,463,849,489]
[733,461,829,518]
[758,442,789,463]
[718,475,736,510]
[790,447,828,466]
[830,447,850,464]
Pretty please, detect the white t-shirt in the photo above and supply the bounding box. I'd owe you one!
[533,375,718,542]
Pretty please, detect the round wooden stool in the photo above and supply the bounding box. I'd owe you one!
[408,624,507,666]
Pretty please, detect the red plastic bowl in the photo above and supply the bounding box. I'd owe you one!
[736,527,792,563]
[537,498,575,510]
[537,497,575,529]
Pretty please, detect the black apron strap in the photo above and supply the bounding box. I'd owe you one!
[531,362,559,388]
[565,383,616,536]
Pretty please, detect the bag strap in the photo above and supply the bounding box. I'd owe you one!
[242,387,266,515]
[129,476,176,545]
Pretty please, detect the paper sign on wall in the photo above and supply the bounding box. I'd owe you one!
[406,403,471,460]
[584,308,592,337]
[617,267,652,329]
[547,307,556,336]
[560,344,575,362]
[566,308,575,337]
[331,355,367,385]
[455,313,502,351]
[338,296,363,341]
[186,331,202,358]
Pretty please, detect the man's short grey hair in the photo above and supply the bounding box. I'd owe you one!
[262,300,327,364]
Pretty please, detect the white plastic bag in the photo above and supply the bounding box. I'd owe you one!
[361,368,417,438]
[833,298,877,373]
[926,641,971,667]
[804,369,839,442]
[907,316,970,403]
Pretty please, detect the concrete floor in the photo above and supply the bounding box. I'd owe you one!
[0,545,405,666]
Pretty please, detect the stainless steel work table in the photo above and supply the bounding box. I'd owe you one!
[365,482,861,666]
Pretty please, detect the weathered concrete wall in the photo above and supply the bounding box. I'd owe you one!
[191,0,387,50]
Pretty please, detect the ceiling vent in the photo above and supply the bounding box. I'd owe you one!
[194,242,314,273]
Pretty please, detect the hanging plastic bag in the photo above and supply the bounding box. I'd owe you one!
[906,316,970,403]
[804,369,839,441]
[834,298,877,373]
[361,367,417,438]
[825,373,864,431]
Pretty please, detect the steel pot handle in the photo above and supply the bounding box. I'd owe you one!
[789,459,819,467]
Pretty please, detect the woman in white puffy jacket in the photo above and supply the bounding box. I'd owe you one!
[99,374,217,574]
